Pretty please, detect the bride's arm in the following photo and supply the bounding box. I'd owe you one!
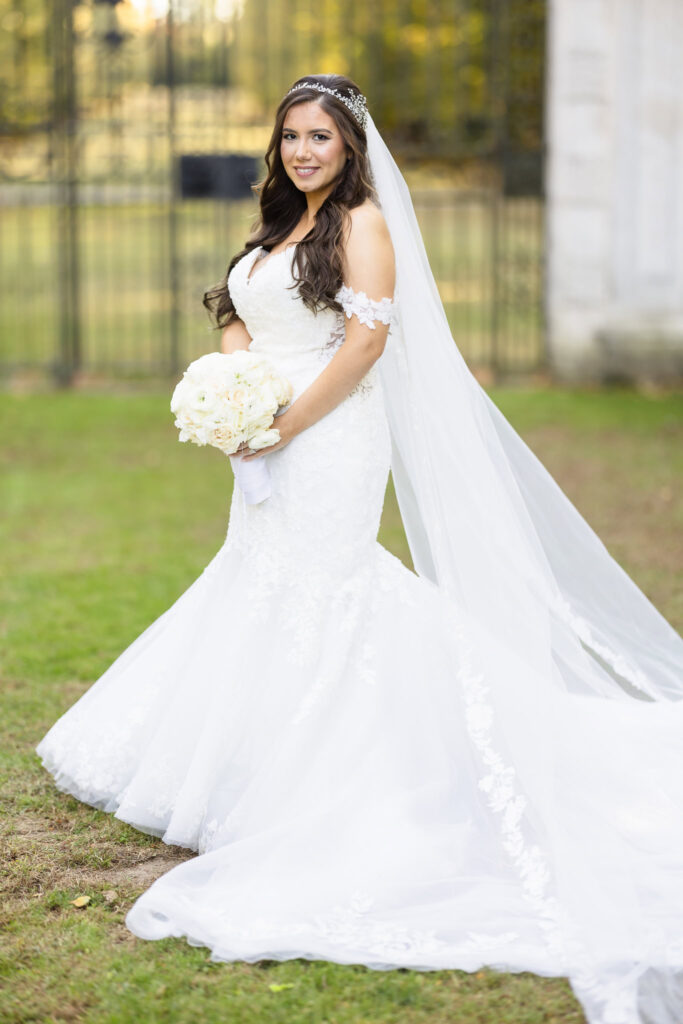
[241,205,395,461]
[220,316,252,354]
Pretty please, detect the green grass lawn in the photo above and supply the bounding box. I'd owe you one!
[1,386,681,1024]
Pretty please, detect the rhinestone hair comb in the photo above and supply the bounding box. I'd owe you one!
[285,81,369,131]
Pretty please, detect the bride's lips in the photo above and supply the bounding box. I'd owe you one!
[294,167,319,177]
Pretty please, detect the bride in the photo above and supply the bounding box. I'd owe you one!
[36,74,683,1024]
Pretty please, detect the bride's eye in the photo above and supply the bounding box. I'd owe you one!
[282,132,329,142]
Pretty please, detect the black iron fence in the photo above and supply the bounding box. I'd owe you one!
[0,0,546,386]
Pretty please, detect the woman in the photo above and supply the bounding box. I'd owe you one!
[36,75,683,1024]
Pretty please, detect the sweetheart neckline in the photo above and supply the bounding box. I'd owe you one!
[245,243,298,286]
[240,246,398,316]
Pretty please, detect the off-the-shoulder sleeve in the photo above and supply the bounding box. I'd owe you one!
[337,284,398,331]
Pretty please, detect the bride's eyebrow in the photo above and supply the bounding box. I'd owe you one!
[282,127,333,134]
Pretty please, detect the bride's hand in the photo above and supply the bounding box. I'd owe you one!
[239,409,298,461]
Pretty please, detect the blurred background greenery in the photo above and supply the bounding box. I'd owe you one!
[0,0,545,385]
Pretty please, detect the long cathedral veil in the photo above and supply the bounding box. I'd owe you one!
[365,111,683,1021]
[366,111,683,702]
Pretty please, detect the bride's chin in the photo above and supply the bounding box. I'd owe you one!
[290,176,319,191]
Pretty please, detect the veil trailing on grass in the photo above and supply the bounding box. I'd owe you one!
[365,110,683,1023]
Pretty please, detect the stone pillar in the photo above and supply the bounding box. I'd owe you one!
[545,0,683,381]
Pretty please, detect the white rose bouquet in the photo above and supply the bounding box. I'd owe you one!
[170,350,293,504]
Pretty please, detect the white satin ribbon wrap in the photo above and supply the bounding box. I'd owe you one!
[228,453,271,504]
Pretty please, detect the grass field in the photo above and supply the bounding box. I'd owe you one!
[1,385,681,1024]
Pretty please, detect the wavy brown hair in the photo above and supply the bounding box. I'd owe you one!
[202,73,377,330]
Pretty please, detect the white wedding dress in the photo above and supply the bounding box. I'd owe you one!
[36,241,683,1024]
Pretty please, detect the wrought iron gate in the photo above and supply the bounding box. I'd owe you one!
[0,0,546,386]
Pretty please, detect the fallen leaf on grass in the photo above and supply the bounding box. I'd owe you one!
[71,895,91,908]
[268,983,295,992]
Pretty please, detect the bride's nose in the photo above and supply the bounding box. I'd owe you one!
[295,139,311,161]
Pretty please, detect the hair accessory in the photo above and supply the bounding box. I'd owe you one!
[285,81,369,131]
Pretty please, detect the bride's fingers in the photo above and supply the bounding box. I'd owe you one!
[243,445,276,460]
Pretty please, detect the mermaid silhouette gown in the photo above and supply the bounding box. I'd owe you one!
[36,243,683,1024]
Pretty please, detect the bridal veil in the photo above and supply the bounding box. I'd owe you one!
[365,111,683,1023]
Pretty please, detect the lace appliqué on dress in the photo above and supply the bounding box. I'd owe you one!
[551,592,658,700]
[320,285,398,399]
[310,889,448,960]
[336,285,398,331]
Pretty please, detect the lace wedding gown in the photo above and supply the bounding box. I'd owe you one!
[36,242,683,1024]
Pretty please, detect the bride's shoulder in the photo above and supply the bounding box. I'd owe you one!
[342,200,395,298]
[345,200,390,242]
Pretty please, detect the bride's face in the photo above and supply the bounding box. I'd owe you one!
[280,101,350,199]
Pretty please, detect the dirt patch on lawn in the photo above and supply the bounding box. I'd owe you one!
[1,811,195,904]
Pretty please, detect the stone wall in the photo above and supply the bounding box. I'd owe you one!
[545,0,683,381]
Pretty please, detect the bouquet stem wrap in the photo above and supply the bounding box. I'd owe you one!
[228,453,272,505]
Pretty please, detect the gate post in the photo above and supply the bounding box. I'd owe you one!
[51,0,80,388]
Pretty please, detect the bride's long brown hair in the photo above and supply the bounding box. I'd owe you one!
[202,73,377,329]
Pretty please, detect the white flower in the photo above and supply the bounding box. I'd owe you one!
[170,351,291,457]
[248,427,280,450]
[185,351,229,378]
